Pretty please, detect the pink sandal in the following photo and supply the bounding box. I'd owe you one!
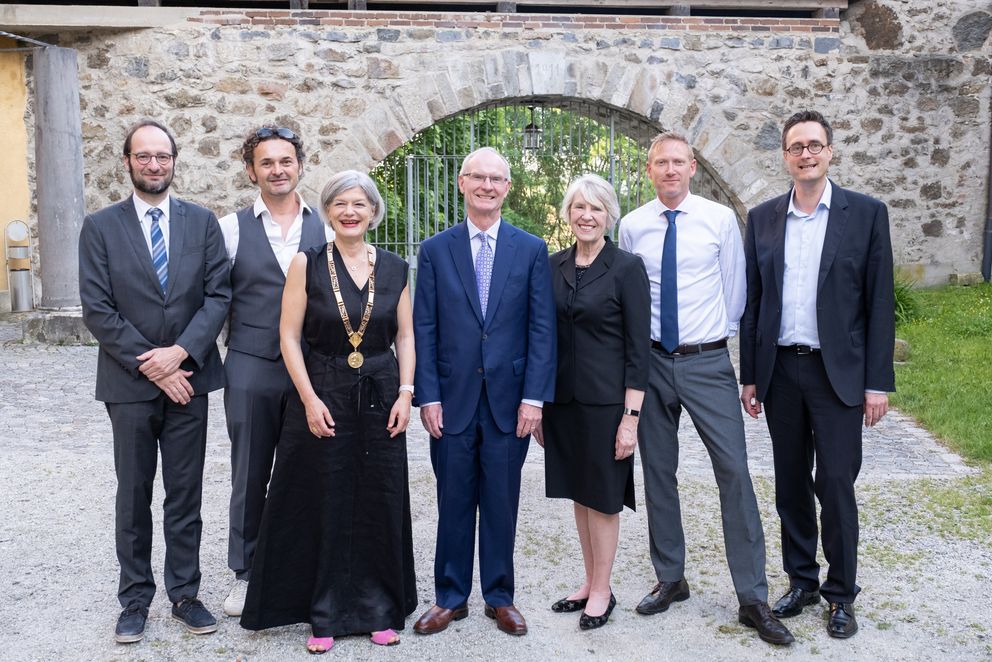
[306,635,335,654]
[370,629,400,646]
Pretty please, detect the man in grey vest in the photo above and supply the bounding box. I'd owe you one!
[218,125,332,616]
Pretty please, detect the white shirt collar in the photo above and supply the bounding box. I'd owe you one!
[467,217,501,241]
[653,192,695,216]
[252,191,311,219]
[132,192,171,222]
[788,180,832,217]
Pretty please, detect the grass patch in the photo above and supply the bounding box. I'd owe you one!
[917,470,992,542]
[891,283,992,463]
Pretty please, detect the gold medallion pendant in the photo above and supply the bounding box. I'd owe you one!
[327,243,376,371]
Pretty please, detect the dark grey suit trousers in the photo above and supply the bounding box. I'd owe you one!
[638,345,768,606]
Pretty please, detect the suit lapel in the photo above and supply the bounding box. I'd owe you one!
[817,182,848,294]
[484,220,517,328]
[119,199,163,297]
[577,239,613,291]
[559,244,577,291]
[166,198,187,301]
[448,222,484,325]
[772,193,789,304]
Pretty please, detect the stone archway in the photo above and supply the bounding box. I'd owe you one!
[322,50,776,226]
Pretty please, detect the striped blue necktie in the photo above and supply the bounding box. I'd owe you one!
[659,209,679,352]
[149,207,168,295]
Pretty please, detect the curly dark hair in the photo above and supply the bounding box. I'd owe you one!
[781,110,833,150]
[241,124,305,168]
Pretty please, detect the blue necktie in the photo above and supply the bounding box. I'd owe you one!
[149,208,168,295]
[475,232,493,318]
[660,209,679,352]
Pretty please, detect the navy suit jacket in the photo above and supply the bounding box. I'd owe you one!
[79,196,232,403]
[739,181,895,407]
[413,220,556,436]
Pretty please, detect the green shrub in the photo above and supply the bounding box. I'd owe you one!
[893,274,921,326]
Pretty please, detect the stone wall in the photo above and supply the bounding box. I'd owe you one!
[24,0,992,288]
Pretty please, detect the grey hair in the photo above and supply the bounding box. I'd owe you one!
[559,174,621,231]
[459,147,512,181]
[319,169,386,230]
[647,131,695,161]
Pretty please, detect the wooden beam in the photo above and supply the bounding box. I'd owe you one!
[667,4,690,15]
[136,0,160,6]
[289,0,309,9]
[347,0,366,8]
[497,1,518,12]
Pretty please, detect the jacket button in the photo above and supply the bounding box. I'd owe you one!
[477,367,484,374]
[482,334,488,340]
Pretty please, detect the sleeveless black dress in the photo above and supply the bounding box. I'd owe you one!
[240,243,417,638]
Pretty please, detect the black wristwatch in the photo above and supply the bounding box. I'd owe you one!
[623,408,640,417]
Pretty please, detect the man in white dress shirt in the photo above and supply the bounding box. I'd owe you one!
[618,132,793,646]
[218,125,332,616]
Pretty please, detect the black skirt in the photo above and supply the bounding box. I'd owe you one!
[544,401,636,514]
[240,350,418,637]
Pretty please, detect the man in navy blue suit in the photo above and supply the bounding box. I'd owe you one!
[413,147,556,637]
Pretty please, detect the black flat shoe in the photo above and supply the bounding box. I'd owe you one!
[579,593,616,630]
[551,596,588,613]
[827,603,858,639]
[772,586,821,618]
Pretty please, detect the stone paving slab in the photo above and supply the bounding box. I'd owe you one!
[0,340,988,661]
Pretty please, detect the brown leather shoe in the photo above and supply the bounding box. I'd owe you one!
[484,603,528,635]
[413,604,469,635]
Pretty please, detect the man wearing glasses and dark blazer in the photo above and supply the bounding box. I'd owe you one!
[79,119,231,644]
[739,110,895,639]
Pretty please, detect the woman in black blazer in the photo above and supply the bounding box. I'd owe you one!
[537,174,650,630]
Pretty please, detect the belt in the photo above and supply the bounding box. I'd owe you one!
[778,344,821,355]
[651,338,727,356]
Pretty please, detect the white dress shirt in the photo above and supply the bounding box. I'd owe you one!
[466,217,500,261]
[132,193,171,259]
[619,192,746,344]
[218,192,332,276]
[778,181,832,348]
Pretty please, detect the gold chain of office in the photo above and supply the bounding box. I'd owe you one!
[326,243,376,369]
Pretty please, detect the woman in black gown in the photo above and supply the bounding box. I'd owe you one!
[240,170,417,653]
[538,174,650,630]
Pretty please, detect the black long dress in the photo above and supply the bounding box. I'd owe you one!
[240,243,417,638]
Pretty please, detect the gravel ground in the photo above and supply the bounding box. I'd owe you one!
[0,336,988,661]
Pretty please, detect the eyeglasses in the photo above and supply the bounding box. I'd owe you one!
[255,127,298,141]
[129,152,174,165]
[786,142,828,156]
[463,172,509,185]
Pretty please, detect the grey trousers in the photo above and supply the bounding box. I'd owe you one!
[638,346,768,606]
[224,350,295,580]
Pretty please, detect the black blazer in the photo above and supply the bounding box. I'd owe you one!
[739,181,895,407]
[549,238,651,405]
[79,196,232,403]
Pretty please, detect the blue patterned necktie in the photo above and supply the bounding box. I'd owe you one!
[659,209,679,352]
[149,207,168,295]
[475,232,493,318]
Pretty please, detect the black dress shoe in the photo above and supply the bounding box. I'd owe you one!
[635,579,690,615]
[738,602,795,646]
[772,586,821,618]
[579,593,616,630]
[827,603,858,639]
[172,597,218,635]
[551,596,588,613]
[115,604,148,644]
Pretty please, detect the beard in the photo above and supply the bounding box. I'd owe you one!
[128,162,174,195]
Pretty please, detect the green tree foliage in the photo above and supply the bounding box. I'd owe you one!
[369,106,654,256]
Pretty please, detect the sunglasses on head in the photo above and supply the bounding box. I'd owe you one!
[255,127,298,141]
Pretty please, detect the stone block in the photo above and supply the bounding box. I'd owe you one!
[948,272,984,286]
[892,338,909,363]
[528,52,566,96]
[22,313,95,346]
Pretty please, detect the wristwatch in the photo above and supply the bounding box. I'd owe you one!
[623,407,640,417]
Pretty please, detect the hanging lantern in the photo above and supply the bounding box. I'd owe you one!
[523,106,542,150]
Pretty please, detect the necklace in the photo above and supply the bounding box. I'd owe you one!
[326,242,376,369]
